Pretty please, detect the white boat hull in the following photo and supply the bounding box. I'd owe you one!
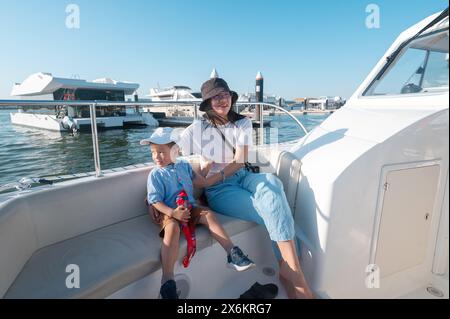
[10,111,159,131]
[10,112,63,131]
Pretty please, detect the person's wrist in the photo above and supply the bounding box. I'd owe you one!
[220,169,225,183]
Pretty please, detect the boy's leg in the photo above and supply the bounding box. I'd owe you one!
[193,206,255,271]
[193,206,234,253]
[161,219,180,284]
[205,181,282,259]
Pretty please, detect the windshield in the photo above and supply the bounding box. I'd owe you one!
[364,29,449,96]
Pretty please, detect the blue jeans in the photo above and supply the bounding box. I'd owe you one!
[205,168,295,260]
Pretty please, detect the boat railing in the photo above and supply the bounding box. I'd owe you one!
[0,99,308,184]
[234,102,308,144]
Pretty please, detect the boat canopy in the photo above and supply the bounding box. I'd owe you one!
[11,72,139,97]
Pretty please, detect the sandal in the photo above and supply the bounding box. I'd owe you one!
[239,282,278,299]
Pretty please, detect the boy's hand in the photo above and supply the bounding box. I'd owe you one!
[172,205,191,223]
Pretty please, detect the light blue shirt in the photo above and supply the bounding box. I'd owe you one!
[147,160,196,209]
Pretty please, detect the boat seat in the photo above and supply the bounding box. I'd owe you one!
[1,149,301,299]
[4,213,254,299]
[269,150,302,215]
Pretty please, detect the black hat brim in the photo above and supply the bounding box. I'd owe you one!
[199,91,238,111]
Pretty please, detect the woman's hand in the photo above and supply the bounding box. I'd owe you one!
[199,157,214,177]
[172,205,191,223]
[202,161,214,177]
[193,161,214,188]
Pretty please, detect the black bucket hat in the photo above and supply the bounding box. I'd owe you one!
[199,78,238,111]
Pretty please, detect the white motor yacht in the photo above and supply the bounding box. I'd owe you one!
[10,73,158,132]
[148,86,201,101]
[144,86,202,117]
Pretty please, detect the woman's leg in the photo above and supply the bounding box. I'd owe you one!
[161,220,180,284]
[206,172,313,298]
[205,184,266,225]
[240,172,313,299]
[277,240,314,299]
[239,172,295,242]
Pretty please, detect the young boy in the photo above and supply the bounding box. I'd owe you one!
[141,127,255,299]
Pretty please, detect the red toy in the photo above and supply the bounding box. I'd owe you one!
[176,190,196,268]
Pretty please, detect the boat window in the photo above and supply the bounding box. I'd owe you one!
[74,89,125,101]
[53,88,126,101]
[53,88,76,100]
[52,88,127,118]
[364,30,449,96]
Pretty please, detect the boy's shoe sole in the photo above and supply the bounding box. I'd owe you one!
[227,262,256,272]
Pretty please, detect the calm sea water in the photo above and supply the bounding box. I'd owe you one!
[0,109,328,186]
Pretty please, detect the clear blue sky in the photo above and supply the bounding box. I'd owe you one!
[0,0,447,100]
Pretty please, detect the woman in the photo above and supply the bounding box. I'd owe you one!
[178,77,313,299]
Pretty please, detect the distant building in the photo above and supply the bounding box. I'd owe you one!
[238,92,285,111]
[293,98,304,102]
[306,96,345,110]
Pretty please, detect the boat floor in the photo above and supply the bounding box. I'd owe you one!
[108,226,289,299]
[400,277,449,299]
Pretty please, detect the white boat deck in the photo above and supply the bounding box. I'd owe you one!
[108,227,289,299]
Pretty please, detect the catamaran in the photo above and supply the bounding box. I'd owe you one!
[9,72,158,132]
[0,9,448,298]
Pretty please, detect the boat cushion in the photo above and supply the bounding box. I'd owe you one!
[273,151,302,215]
[4,213,256,299]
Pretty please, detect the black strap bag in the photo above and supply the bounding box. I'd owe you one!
[212,123,260,174]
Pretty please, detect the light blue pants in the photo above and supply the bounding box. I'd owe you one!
[205,168,295,260]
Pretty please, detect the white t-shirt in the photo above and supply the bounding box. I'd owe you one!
[178,117,253,177]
